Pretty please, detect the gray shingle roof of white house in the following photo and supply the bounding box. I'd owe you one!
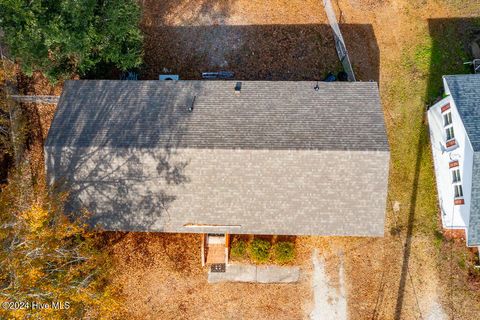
[445,75,480,151]
[444,74,480,245]
[45,80,390,236]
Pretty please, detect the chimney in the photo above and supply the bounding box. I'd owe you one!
[234,82,242,96]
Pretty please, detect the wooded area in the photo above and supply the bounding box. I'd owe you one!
[0,0,143,82]
[0,0,145,318]
[0,60,122,319]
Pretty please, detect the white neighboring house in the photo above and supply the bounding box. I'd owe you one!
[428,74,480,251]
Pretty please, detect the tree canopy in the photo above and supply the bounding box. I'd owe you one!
[0,0,143,82]
[0,170,121,319]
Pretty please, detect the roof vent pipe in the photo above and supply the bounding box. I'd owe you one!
[234,82,242,95]
[188,96,196,112]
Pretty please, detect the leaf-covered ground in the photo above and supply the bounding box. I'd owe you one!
[140,0,379,81]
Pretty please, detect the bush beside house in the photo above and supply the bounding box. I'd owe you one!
[272,241,295,264]
[230,237,295,264]
[230,239,247,260]
[248,238,271,263]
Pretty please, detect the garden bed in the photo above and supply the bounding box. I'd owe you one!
[230,235,296,265]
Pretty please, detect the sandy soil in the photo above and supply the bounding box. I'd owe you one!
[310,249,347,319]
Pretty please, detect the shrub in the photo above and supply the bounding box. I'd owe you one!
[230,240,247,259]
[273,241,295,264]
[248,238,271,263]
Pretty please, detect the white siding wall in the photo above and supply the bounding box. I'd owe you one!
[428,91,473,231]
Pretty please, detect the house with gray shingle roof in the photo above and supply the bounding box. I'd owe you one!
[428,74,480,250]
[45,80,389,263]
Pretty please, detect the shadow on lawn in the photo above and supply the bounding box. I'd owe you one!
[141,23,380,82]
[393,17,480,320]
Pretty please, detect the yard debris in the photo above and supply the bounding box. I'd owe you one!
[393,201,401,213]
[201,71,234,79]
[120,71,139,80]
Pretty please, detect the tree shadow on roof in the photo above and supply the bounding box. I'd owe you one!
[46,82,195,231]
[47,146,190,232]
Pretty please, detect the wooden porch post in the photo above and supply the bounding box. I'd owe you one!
[201,233,206,267]
[225,233,230,264]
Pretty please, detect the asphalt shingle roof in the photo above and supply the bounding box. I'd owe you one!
[445,75,480,246]
[470,153,480,246]
[46,80,389,151]
[445,75,480,152]
[45,80,390,236]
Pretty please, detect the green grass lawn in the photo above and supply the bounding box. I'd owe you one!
[384,15,480,318]
[389,17,479,234]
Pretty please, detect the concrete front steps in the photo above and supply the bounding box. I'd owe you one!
[208,264,300,283]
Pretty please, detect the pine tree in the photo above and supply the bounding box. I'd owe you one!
[0,0,143,82]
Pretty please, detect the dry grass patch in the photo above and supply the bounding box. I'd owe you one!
[107,232,312,320]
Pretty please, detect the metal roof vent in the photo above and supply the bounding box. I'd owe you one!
[159,74,179,81]
[188,96,196,112]
[234,82,242,95]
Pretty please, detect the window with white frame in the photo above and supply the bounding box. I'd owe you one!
[443,112,452,126]
[445,126,455,141]
[454,184,463,199]
[452,169,461,183]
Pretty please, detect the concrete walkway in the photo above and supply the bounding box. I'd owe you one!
[208,264,300,283]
